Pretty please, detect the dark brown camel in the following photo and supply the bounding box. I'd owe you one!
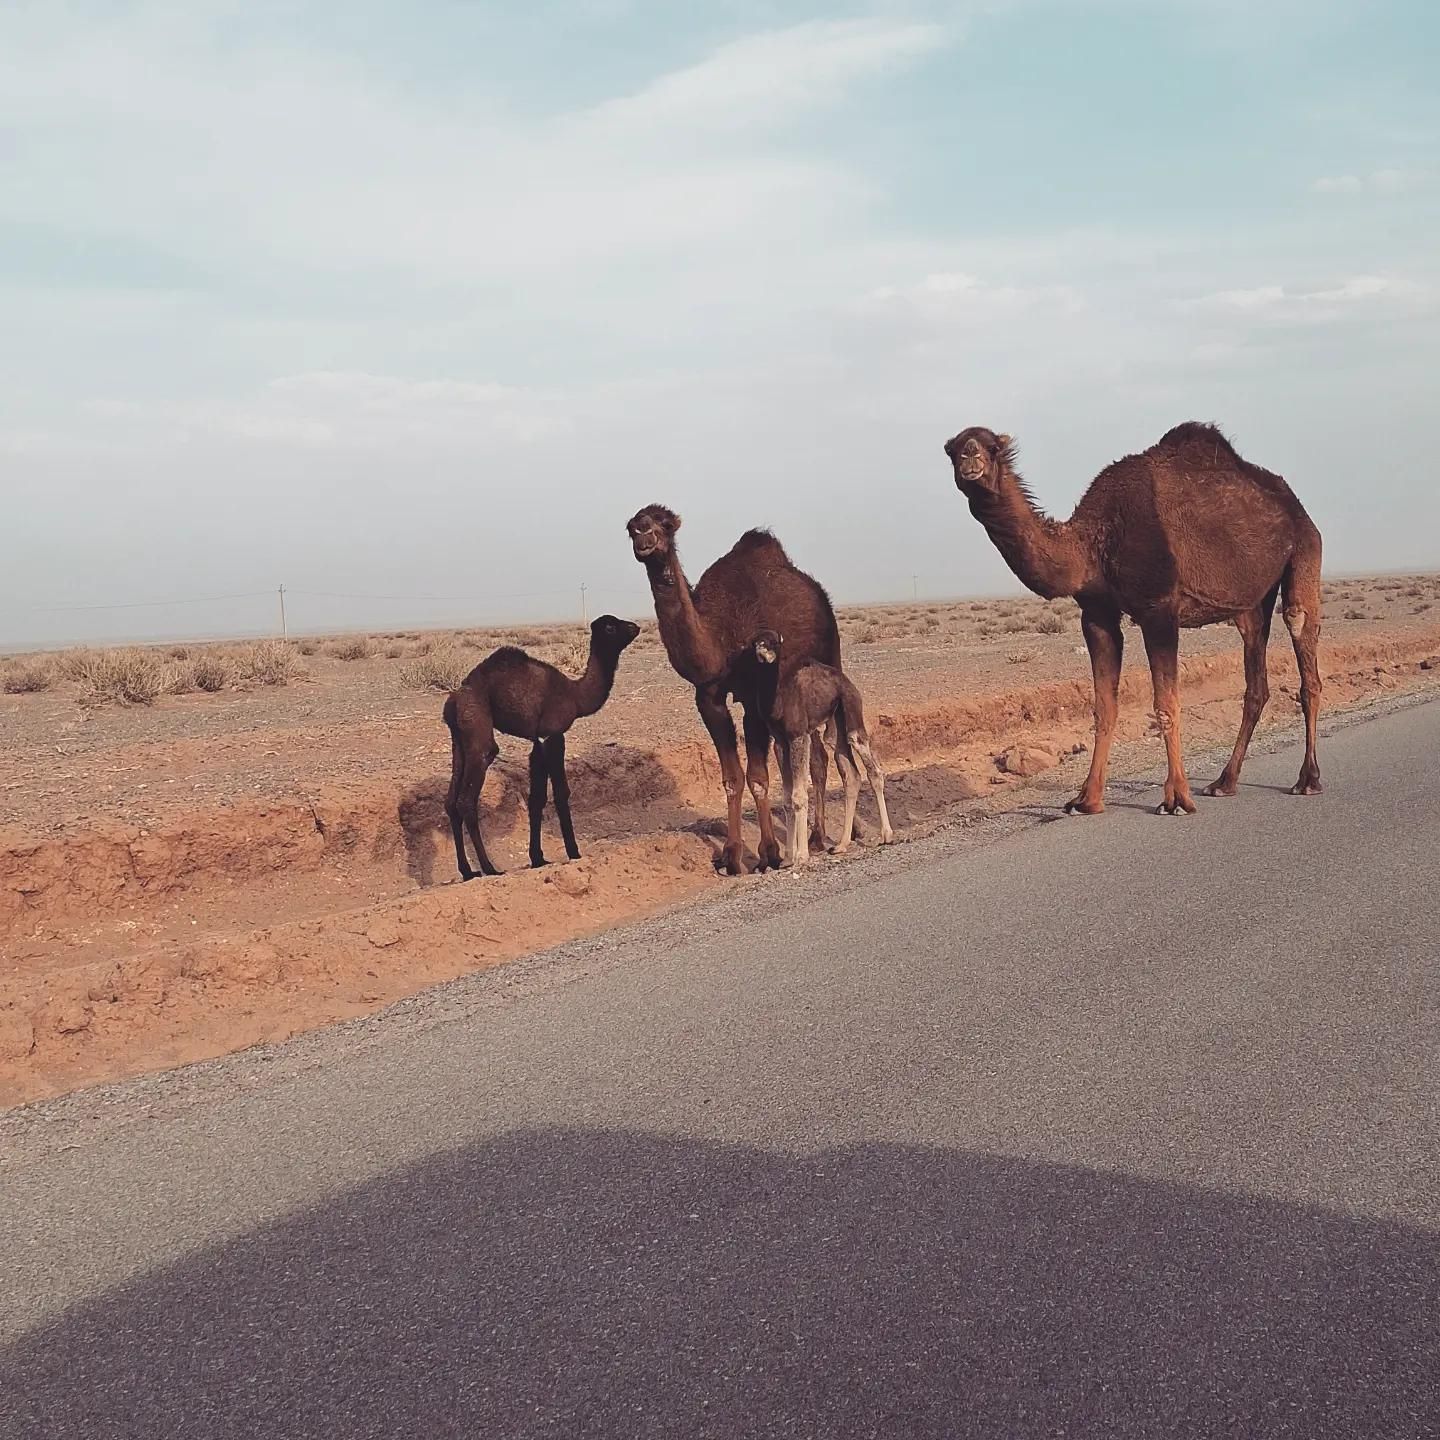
[442,615,640,880]
[626,505,840,875]
[751,630,894,867]
[943,422,1323,814]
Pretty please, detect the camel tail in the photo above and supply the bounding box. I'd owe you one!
[442,692,459,737]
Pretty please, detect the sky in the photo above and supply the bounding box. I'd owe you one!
[2,0,1437,645]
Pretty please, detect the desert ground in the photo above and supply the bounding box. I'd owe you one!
[4,574,1440,1106]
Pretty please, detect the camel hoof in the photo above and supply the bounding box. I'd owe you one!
[827,842,851,856]
[718,843,746,877]
[1155,800,1196,816]
[879,829,895,846]
[1202,782,1237,798]
[1063,795,1105,815]
[758,841,783,872]
[530,857,548,869]
[1290,780,1323,796]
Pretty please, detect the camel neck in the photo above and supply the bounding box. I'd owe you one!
[644,553,726,684]
[970,470,1094,600]
[572,648,620,717]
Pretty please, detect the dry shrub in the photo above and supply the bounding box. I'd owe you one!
[58,647,103,681]
[1002,616,1030,634]
[399,645,472,691]
[1343,608,1366,621]
[1006,650,1036,665]
[1034,612,1067,634]
[854,623,882,644]
[297,638,319,656]
[2,656,58,694]
[168,644,193,661]
[383,643,406,659]
[236,640,300,686]
[190,653,232,692]
[536,633,589,675]
[326,635,374,661]
[75,648,167,706]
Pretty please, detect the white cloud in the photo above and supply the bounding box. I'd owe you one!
[1312,167,1429,195]
[0,11,952,283]
[588,19,947,137]
[1182,274,1431,316]
[73,371,570,452]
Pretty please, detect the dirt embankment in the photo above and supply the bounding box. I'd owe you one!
[3,623,1439,1107]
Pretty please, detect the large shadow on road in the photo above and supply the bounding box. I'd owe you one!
[3,1129,1435,1437]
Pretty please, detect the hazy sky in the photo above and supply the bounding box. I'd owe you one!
[3,0,1437,645]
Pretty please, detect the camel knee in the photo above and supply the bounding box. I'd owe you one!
[1283,605,1307,637]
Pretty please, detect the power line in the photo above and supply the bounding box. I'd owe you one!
[28,590,271,613]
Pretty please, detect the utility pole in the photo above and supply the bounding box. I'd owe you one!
[912,574,918,602]
[580,582,588,625]
[278,584,288,640]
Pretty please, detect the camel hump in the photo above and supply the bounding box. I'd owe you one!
[1156,421,1239,457]
[476,645,541,678]
[730,527,791,563]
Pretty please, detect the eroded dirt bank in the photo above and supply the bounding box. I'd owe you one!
[4,623,1439,1106]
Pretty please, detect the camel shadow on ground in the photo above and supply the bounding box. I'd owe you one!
[5,1127,1433,1438]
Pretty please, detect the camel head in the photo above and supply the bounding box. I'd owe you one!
[751,629,782,666]
[590,614,641,655]
[943,427,1013,497]
[626,505,680,563]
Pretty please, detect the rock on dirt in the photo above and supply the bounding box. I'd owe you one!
[546,863,593,899]
[997,744,1060,778]
[32,996,94,1039]
[0,1008,36,1060]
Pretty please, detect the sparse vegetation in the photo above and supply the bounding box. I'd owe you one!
[399,644,472,691]
[2,656,57,694]
[190,654,232,692]
[236,640,300,687]
[326,635,374,661]
[75,648,168,706]
[1034,612,1067,634]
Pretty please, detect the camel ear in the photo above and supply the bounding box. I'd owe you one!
[996,434,1012,449]
[663,511,681,534]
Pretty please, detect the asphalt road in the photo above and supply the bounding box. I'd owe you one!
[3,700,1438,1438]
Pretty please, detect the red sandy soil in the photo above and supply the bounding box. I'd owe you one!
[3,583,1439,1107]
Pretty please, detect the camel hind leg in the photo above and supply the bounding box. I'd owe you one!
[444,693,502,879]
[850,732,894,844]
[828,724,862,854]
[1204,583,1279,797]
[1282,529,1324,795]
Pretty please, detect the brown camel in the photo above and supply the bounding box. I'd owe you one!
[442,615,640,880]
[626,505,840,874]
[751,630,894,867]
[943,422,1323,814]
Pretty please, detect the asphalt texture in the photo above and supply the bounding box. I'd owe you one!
[2,699,1438,1438]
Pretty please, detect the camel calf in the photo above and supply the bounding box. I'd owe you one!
[751,630,894,868]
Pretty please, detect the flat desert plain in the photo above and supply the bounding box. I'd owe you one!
[4,575,1440,1106]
